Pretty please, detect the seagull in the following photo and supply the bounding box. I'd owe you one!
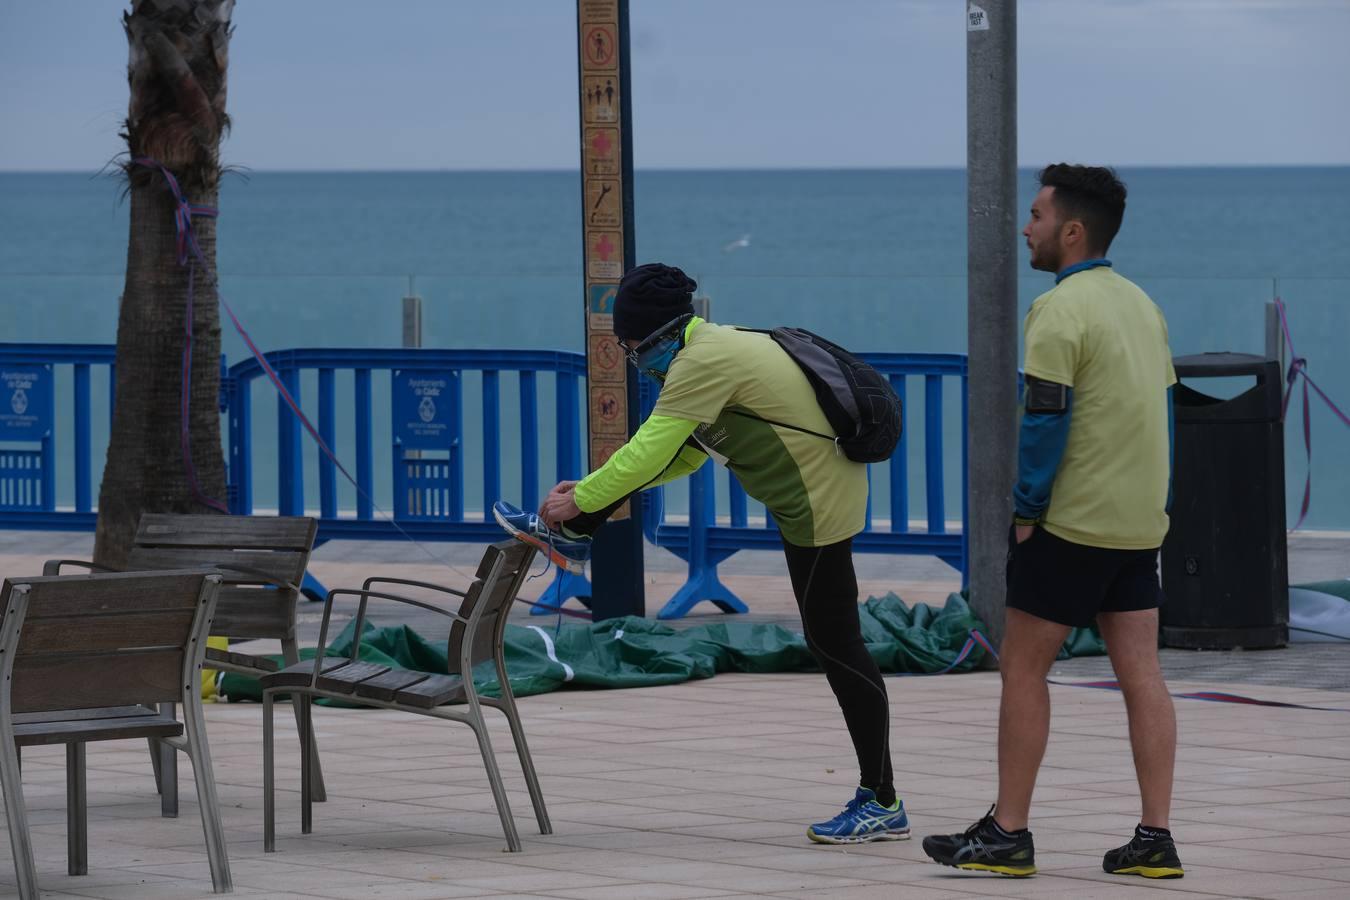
[722,233,751,253]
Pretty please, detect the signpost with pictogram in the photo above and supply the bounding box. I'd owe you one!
[577,0,642,619]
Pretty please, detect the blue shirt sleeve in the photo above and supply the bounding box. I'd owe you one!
[1013,388,1073,520]
[1166,385,1175,514]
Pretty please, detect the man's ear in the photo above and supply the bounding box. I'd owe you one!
[1061,219,1085,247]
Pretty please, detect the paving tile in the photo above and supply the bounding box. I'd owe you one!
[1264,797,1350,816]
[1165,871,1350,896]
[903,871,1086,896]
[0,624,1346,900]
[549,885,755,900]
[58,880,222,900]
[693,846,913,873]
[449,869,635,893]
[438,895,595,900]
[1298,865,1350,882]
[771,882,978,899]
[1015,884,1230,900]
[1209,833,1350,857]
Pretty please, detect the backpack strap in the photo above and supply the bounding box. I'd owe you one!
[726,327,844,454]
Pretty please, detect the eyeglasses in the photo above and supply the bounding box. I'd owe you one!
[620,341,640,367]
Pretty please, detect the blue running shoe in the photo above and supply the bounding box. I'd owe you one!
[807,788,911,844]
[492,501,591,574]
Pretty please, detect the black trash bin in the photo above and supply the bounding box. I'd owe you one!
[1161,352,1289,649]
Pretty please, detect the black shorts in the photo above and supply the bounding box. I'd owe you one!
[1005,525,1163,628]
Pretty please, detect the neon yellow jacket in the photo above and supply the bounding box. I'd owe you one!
[573,414,706,512]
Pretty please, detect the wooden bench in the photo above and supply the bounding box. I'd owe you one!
[261,540,549,853]
[0,570,232,899]
[44,513,327,809]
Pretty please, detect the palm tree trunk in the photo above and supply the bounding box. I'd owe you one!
[95,0,235,568]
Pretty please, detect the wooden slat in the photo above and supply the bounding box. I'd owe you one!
[228,650,280,672]
[13,705,153,725]
[13,710,182,747]
[446,579,486,673]
[448,541,533,670]
[473,543,506,579]
[18,610,196,656]
[493,539,534,574]
[204,646,281,673]
[11,650,184,713]
[9,571,205,618]
[393,674,464,709]
[351,668,432,702]
[210,586,294,639]
[316,661,391,694]
[126,547,307,586]
[136,514,317,551]
[260,657,347,689]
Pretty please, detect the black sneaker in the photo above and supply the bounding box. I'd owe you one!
[922,805,1036,877]
[1103,827,1184,879]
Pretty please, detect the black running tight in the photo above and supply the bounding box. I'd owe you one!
[783,538,895,806]
[567,496,896,805]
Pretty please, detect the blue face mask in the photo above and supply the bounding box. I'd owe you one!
[626,315,691,382]
[634,337,679,380]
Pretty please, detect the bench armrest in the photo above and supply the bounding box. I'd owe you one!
[41,559,117,576]
[360,575,467,598]
[208,561,301,592]
[308,586,469,684]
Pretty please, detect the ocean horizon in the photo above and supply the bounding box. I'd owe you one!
[3,166,1348,527]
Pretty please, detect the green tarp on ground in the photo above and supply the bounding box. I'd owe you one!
[219,592,1104,704]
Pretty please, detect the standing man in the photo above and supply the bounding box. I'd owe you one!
[923,165,1183,878]
[494,263,910,844]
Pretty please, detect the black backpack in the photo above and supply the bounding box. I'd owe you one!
[737,327,902,463]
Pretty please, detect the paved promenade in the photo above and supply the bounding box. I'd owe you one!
[1,530,1346,898]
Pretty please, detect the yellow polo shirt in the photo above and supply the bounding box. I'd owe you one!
[1023,267,1176,549]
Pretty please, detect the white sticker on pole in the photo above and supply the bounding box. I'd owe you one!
[968,4,990,30]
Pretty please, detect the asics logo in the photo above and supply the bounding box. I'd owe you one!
[954,837,1024,862]
[954,839,989,861]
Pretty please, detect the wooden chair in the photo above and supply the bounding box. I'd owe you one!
[261,540,549,853]
[0,570,231,899]
[44,513,327,810]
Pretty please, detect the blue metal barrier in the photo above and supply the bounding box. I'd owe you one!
[0,343,968,620]
[638,352,969,618]
[225,348,591,606]
[0,344,116,530]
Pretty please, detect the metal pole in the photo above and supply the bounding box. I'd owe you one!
[403,276,422,349]
[403,278,423,462]
[966,0,1018,649]
[692,294,710,321]
[578,0,644,619]
[1264,300,1285,372]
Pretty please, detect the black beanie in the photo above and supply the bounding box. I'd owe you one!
[612,263,697,341]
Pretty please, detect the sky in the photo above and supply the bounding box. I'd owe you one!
[1,0,1347,171]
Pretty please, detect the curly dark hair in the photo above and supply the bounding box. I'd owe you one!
[1037,164,1127,254]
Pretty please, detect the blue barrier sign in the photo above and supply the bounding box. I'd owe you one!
[0,366,53,441]
[392,370,454,450]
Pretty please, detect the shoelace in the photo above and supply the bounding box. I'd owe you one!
[826,794,866,824]
[521,513,585,635]
[965,805,998,838]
